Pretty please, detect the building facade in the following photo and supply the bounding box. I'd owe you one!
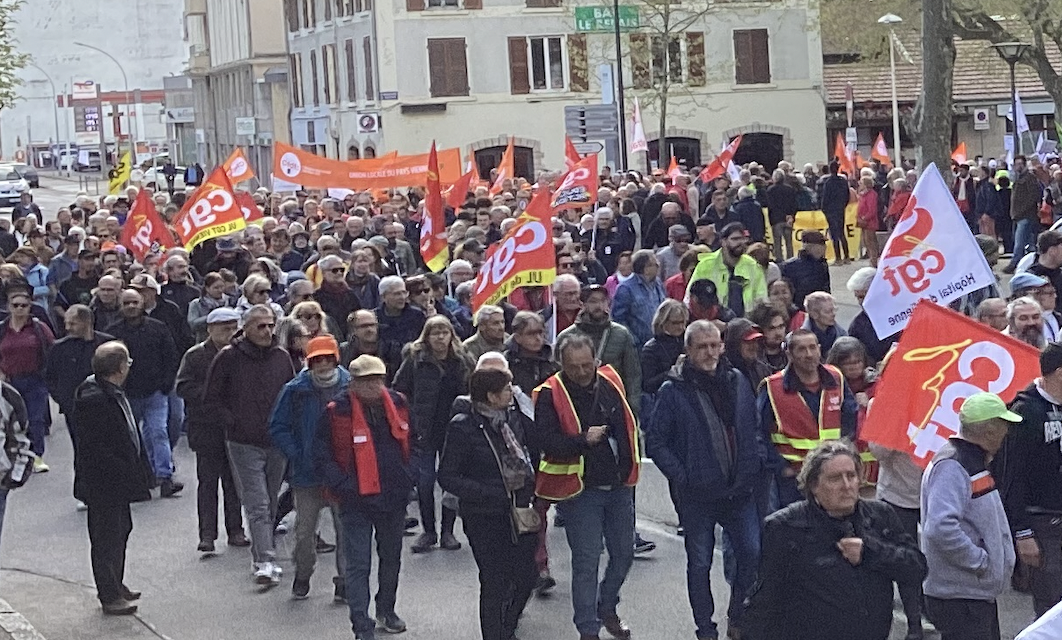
[185,0,291,180]
[285,0,828,177]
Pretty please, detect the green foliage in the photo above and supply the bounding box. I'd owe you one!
[0,0,28,112]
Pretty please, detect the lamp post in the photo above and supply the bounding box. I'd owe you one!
[26,63,61,160]
[612,0,628,171]
[877,13,903,168]
[991,42,1030,156]
[73,41,137,156]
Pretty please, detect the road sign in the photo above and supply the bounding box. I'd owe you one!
[235,117,256,136]
[564,105,619,138]
[575,6,639,33]
[574,141,604,155]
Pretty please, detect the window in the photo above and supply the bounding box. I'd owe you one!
[650,35,683,84]
[733,29,771,84]
[284,0,299,31]
[310,49,320,106]
[427,0,458,6]
[363,36,375,101]
[427,38,469,97]
[356,0,371,10]
[509,35,583,94]
[289,53,304,107]
[301,0,315,27]
[322,44,337,104]
[324,0,332,20]
[525,0,561,7]
[345,39,357,102]
[528,37,565,90]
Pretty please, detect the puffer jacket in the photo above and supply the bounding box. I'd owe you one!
[269,367,351,487]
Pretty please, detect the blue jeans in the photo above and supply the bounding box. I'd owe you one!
[10,375,49,457]
[166,390,185,448]
[555,486,635,636]
[337,505,404,634]
[410,442,440,534]
[128,392,172,480]
[679,495,761,638]
[1009,219,1040,269]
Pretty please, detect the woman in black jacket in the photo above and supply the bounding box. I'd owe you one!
[393,315,473,553]
[640,299,689,418]
[439,368,538,640]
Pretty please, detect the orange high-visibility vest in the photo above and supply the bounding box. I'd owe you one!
[765,366,844,471]
[533,365,640,501]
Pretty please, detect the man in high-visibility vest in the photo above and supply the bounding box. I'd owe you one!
[534,332,639,640]
[757,328,857,506]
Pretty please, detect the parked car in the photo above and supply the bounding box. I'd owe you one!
[142,165,186,191]
[10,163,38,188]
[0,166,28,208]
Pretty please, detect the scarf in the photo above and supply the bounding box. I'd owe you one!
[684,364,736,428]
[311,367,340,389]
[475,402,533,492]
[347,389,410,495]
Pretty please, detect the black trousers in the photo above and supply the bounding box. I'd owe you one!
[196,448,243,542]
[1028,513,1062,617]
[87,503,132,604]
[462,511,537,640]
[884,501,924,631]
[924,596,1000,640]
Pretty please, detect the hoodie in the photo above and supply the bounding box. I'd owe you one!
[556,310,642,414]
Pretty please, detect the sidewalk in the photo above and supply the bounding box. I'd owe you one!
[0,598,46,640]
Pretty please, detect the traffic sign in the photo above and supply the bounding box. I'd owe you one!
[574,141,603,155]
[564,105,619,138]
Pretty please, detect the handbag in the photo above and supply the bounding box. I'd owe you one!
[1,410,32,490]
[481,423,540,538]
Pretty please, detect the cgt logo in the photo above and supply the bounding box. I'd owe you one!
[880,197,943,295]
[279,152,302,178]
[229,157,248,179]
[474,216,548,295]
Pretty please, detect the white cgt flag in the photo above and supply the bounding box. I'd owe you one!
[629,97,648,154]
[863,163,995,339]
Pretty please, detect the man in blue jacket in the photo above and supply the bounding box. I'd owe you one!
[645,320,761,640]
[269,335,350,602]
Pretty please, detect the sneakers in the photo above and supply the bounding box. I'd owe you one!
[159,478,184,498]
[292,578,310,600]
[198,540,216,554]
[403,517,419,537]
[75,501,88,512]
[633,533,656,555]
[333,581,347,604]
[439,532,462,551]
[253,562,282,586]
[534,570,556,596]
[315,534,337,554]
[411,532,437,553]
[600,612,631,640]
[101,598,138,615]
[32,457,49,473]
[376,611,407,634]
[227,532,251,547]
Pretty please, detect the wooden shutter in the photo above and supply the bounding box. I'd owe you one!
[508,37,530,95]
[686,32,705,87]
[629,33,651,90]
[734,29,770,84]
[363,36,375,100]
[345,39,357,102]
[310,49,320,105]
[406,0,424,11]
[428,38,468,97]
[750,29,770,84]
[448,39,469,96]
[465,0,482,9]
[567,34,588,92]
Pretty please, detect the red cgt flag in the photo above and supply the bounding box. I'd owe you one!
[172,166,247,251]
[564,136,582,170]
[472,187,556,313]
[699,135,743,184]
[120,188,171,262]
[550,154,598,214]
[420,142,449,273]
[235,191,263,223]
[445,169,476,210]
[863,300,1040,467]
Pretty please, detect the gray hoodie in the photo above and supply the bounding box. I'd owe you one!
[921,437,1015,601]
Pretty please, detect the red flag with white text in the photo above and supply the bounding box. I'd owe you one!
[120,189,171,262]
[172,166,248,251]
[550,154,598,214]
[235,191,263,223]
[699,135,743,184]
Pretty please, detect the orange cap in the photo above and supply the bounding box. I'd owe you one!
[305,335,340,361]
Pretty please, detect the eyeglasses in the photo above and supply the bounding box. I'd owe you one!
[329,268,345,274]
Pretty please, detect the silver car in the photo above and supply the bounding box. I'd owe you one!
[0,166,28,208]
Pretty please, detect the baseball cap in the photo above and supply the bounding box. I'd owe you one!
[742,327,765,341]
[801,230,827,245]
[349,354,387,378]
[1009,272,1048,292]
[77,249,98,260]
[1042,342,1062,377]
[668,224,692,240]
[129,273,161,294]
[306,335,340,361]
[216,237,239,252]
[205,308,241,325]
[958,392,1021,424]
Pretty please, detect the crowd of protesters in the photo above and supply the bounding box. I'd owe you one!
[2,149,1062,640]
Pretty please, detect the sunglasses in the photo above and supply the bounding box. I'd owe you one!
[329,268,345,274]
[9,302,29,309]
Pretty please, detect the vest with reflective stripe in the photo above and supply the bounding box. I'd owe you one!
[533,364,640,501]
[766,365,844,470]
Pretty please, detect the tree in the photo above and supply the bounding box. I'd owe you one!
[0,0,27,112]
[912,0,955,169]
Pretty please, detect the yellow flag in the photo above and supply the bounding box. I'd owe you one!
[108,151,132,195]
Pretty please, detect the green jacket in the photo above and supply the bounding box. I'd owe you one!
[557,313,642,415]
[686,250,768,313]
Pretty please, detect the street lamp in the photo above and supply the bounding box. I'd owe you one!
[878,13,903,168]
[73,41,138,155]
[991,42,1030,156]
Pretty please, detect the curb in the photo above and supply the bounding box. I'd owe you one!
[0,598,45,640]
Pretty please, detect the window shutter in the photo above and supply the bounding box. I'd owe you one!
[406,0,424,11]
[752,29,770,83]
[734,29,770,84]
[345,39,357,102]
[363,36,375,100]
[449,39,469,96]
[465,0,482,9]
[686,32,705,87]
[629,33,651,90]
[733,30,751,84]
[508,37,530,95]
[567,34,588,92]
[428,40,446,97]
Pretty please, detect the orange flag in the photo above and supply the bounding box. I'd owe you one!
[833,133,855,176]
[120,189,171,262]
[466,149,482,185]
[871,133,892,167]
[445,170,475,210]
[951,142,967,165]
[172,166,247,250]
[551,154,599,214]
[222,148,255,183]
[667,156,681,179]
[490,138,515,195]
[564,136,582,170]
[235,191,263,223]
[699,135,743,184]
[420,142,449,273]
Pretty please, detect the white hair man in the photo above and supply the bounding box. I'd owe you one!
[1006,296,1046,349]
[845,267,895,363]
[463,304,507,361]
[801,291,846,354]
[376,275,426,376]
[552,273,582,333]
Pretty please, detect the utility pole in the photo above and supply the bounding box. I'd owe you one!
[612,0,628,171]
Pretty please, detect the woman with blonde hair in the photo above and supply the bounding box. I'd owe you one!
[289,300,339,338]
[393,315,474,554]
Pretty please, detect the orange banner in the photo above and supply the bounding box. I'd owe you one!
[173,167,248,250]
[273,142,461,190]
[863,301,1039,467]
[472,187,556,312]
[120,189,171,261]
[550,154,598,213]
[223,148,255,183]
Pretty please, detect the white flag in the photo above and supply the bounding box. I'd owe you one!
[629,97,648,154]
[1007,91,1031,135]
[863,163,995,339]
